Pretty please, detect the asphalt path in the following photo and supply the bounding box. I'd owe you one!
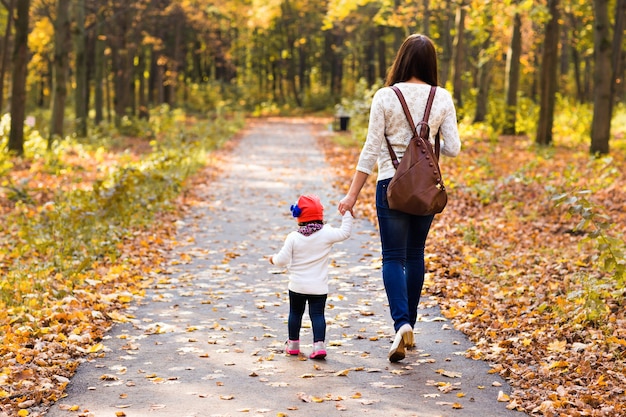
[45,118,525,417]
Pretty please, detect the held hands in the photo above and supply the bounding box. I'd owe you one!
[338,195,356,216]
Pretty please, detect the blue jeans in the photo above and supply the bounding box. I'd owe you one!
[376,178,434,332]
[288,291,328,342]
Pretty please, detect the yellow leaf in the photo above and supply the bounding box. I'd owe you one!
[18,410,29,417]
[109,311,129,322]
[466,256,478,264]
[452,402,463,409]
[334,369,350,377]
[547,340,567,353]
[606,336,626,346]
[87,343,104,353]
[435,369,462,378]
[548,361,569,370]
[497,390,511,402]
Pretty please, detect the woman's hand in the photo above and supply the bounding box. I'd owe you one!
[338,171,369,215]
[338,195,356,216]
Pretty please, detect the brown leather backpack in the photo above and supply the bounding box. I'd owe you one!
[384,85,447,216]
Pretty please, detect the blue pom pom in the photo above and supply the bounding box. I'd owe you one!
[290,204,302,218]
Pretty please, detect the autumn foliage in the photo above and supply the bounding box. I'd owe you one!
[0,110,244,416]
[318,119,626,416]
[0,112,625,416]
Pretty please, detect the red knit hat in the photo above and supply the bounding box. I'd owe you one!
[291,194,324,223]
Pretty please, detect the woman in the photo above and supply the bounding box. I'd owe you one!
[338,34,461,362]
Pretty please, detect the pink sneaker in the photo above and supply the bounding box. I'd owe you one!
[285,340,300,355]
[309,341,326,359]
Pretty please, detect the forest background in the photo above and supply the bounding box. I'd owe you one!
[0,0,625,416]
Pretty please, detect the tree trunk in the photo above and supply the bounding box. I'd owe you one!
[536,0,560,146]
[590,0,612,154]
[364,28,376,86]
[473,51,492,123]
[0,0,15,115]
[614,0,626,101]
[73,0,87,137]
[7,0,29,155]
[138,48,148,119]
[567,11,585,103]
[503,10,522,135]
[451,0,466,109]
[610,0,626,114]
[49,0,71,148]
[94,9,105,125]
[377,27,387,81]
[438,4,455,87]
[422,0,430,35]
[327,29,344,99]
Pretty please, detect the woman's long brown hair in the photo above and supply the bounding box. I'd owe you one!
[385,34,438,87]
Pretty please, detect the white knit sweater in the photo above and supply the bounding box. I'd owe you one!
[271,212,353,295]
[356,83,461,181]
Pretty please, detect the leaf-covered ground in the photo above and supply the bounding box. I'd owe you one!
[317,125,626,417]
[0,117,624,416]
[0,126,237,416]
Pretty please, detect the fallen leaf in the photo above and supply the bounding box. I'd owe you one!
[497,391,511,402]
[435,369,463,378]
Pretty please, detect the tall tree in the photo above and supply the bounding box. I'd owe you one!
[503,7,522,135]
[49,0,71,147]
[7,0,29,155]
[93,7,105,125]
[590,0,626,154]
[590,0,612,154]
[536,0,560,146]
[471,0,494,124]
[73,0,87,137]
[110,2,133,127]
[422,0,431,35]
[612,0,626,101]
[437,1,455,87]
[451,0,467,109]
[0,0,15,115]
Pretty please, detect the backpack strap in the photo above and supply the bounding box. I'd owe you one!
[385,85,441,169]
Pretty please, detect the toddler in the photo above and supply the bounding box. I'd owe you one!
[269,194,353,359]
